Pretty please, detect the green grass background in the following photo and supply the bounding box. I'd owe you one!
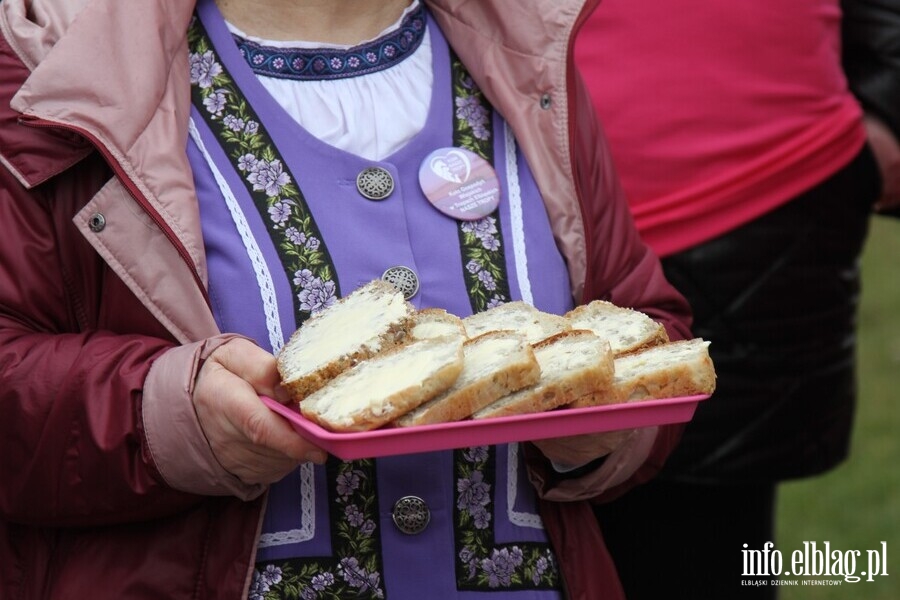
[777,216,900,598]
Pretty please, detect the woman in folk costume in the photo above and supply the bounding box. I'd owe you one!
[0,0,692,598]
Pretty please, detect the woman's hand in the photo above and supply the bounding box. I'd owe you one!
[532,428,634,470]
[865,114,900,213]
[192,338,326,486]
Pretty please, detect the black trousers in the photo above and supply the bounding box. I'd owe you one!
[595,146,881,599]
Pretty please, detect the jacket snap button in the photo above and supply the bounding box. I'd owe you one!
[88,212,106,232]
[392,496,430,535]
[539,93,552,110]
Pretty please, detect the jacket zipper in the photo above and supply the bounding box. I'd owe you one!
[19,115,212,307]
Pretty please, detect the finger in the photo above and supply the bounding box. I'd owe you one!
[533,429,632,465]
[208,338,284,400]
[219,444,299,484]
[206,372,326,463]
[217,440,307,484]
[237,396,327,464]
[194,356,327,485]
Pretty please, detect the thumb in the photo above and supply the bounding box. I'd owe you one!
[206,337,283,400]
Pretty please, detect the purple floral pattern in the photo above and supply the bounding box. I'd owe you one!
[188,19,339,325]
[454,447,561,590]
[251,460,386,599]
[451,56,512,313]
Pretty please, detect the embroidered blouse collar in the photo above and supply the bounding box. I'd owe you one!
[231,2,426,81]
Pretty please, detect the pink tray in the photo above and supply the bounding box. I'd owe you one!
[262,394,709,460]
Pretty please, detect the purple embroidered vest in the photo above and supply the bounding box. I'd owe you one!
[187,1,573,597]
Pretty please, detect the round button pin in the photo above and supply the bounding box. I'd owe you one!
[418,147,500,220]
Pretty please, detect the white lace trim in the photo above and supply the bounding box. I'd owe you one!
[258,464,316,547]
[505,122,533,306]
[497,126,541,529]
[506,444,544,529]
[188,117,285,353]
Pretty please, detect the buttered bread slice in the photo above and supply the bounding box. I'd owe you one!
[395,330,541,427]
[472,329,615,419]
[462,301,571,345]
[409,307,467,341]
[565,300,669,357]
[299,335,465,432]
[277,280,414,401]
[610,338,717,403]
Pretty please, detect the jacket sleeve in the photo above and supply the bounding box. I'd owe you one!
[0,158,228,528]
[842,0,900,138]
[527,65,693,503]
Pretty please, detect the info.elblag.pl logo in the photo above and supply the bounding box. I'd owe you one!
[742,541,889,587]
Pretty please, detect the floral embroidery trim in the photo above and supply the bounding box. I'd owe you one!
[454,446,561,590]
[188,17,340,327]
[452,54,513,314]
[251,459,386,600]
[235,4,425,81]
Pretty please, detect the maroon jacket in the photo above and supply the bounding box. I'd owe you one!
[0,0,692,598]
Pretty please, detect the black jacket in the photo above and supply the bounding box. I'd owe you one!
[843,0,900,137]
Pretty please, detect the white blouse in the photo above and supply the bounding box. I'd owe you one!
[226,1,430,162]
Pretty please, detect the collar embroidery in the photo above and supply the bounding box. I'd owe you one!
[234,4,426,81]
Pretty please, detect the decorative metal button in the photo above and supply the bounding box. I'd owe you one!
[382,266,419,300]
[356,166,394,201]
[88,212,106,232]
[392,496,430,535]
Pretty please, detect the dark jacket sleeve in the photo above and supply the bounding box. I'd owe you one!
[0,154,204,528]
[842,0,900,137]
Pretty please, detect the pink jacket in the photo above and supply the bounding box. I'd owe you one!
[0,1,692,598]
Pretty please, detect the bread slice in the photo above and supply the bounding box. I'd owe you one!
[565,300,669,357]
[299,335,465,432]
[410,308,467,341]
[610,338,716,403]
[471,329,614,419]
[395,330,541,427]
[462,301,571,345]
[277,279,414,401]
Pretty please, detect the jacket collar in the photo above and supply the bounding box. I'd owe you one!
[1,0,217,343]
[1,0,200,257]
[5,0,195,159]
[0,31,93,188]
